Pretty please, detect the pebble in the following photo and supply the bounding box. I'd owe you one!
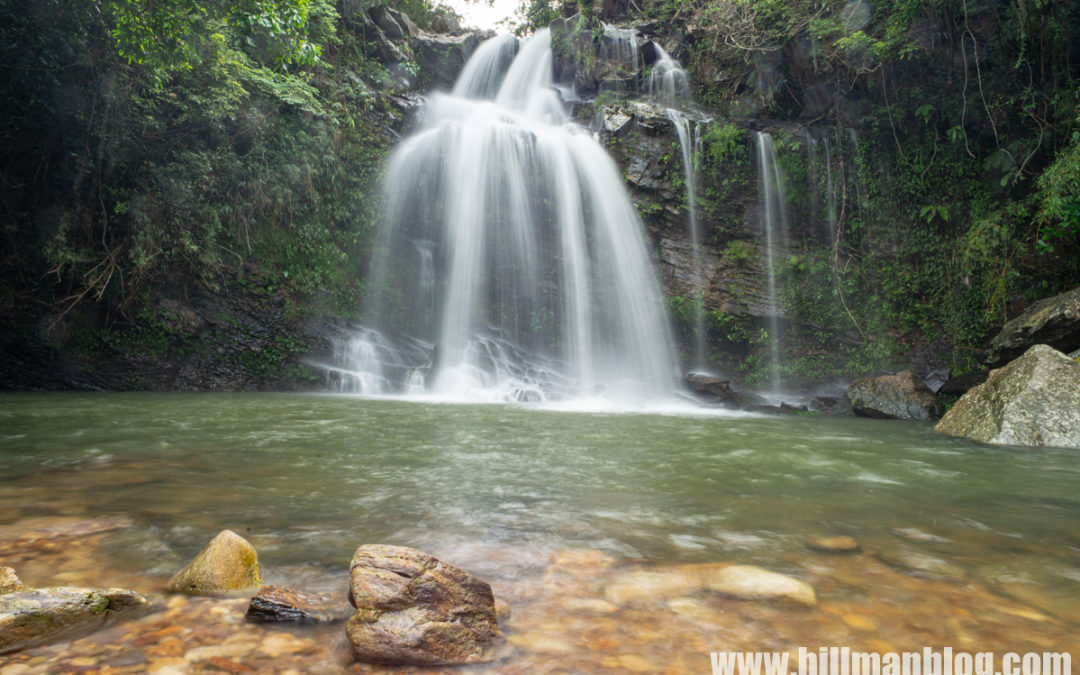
[257,632,313,658]
[560,597,618,614]
[185,641,257,662]
[506,632,575,654]
[807,536,861,553]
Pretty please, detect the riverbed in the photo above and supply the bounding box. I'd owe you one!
[1,393,1077,673]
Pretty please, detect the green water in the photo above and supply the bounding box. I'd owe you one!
[1,392,1078,598]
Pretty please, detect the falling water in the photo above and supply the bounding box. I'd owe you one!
[647,43,707,372]
[599,23,639,70]
[343,30,680,404]
[648,44,690,107]
[667,111,706,370]
[755,132,787,394]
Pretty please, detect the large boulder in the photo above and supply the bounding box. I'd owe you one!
[410,33,479,91]
[166,530,263,596]
[935,344,1080,449]
[0,587,148,654]
[846,370,944,421]
[985,287,1080,368]
[346,544,505,666]
[684,373,746,409]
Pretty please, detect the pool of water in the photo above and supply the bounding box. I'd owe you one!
[1,393,1077,672]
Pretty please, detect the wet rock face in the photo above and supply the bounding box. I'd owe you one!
[847,370,944,421]
[935,344,1080,450]
[985,286,1080,368]
[166,530,263,596]
[0,587,148,654]
[346,544,505,666]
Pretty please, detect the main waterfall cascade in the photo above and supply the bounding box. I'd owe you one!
[334,30,681,404]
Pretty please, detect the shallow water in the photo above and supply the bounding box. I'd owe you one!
[1,393,1077,672]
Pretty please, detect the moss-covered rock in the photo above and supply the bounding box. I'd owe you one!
[935,344,1080,449]
[985,287,1080,368]
[166,530,263,596]
[847,370,944,421]
[0,587,148,654]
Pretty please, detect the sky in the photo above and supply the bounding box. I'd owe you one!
[442,0,521,31]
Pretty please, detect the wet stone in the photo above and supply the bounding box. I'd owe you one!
[0,568,27,594]
[876,548,966,583]
[807,536,861,553]
[166,530,262,596]
[245,585,351,624]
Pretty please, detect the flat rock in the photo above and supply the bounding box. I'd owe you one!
[847,370,944,421]
[807,536,861,553]
[245,585,351,623]
[875,549,966,583]
[166,530,262,596]
[0,587,148,654]
[605,563,816,608]
[935,344,1080,449]
[346,544,505,666]
[704,565,817,607]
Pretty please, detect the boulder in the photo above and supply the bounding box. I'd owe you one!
[684,373,746,409]
[846,370,943,421]
[411,33,479,91]
[985,287,1080,368]
[245,585,351,623]
[166,530,263,596]
[935,344,1080,449]
[369,4,409,40]
[346,544,505,666]
[705,565,817,607]
[0,568,27,594]
[0,587,148,654]
[361,14,409,64]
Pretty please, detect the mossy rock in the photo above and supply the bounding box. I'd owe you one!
[166,530,263,596]
[0,568,27,595]
[0,587,148,654]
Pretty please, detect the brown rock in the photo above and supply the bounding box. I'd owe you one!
[166,530,262,596]
[807,536,861,553]
[0,587,149,654]
[0,568,27,594]
[847,370,944,421]
[346,544,505,666]
[245,585,351,624]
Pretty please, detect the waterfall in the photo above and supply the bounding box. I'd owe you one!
[755,132,787,395]
[649,44,707,372]
[666,111,706,371]
[344,30,680,404]
[648,44,690,107]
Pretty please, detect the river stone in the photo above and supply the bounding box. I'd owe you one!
[605,563,816,608]
[166,530,262,596]
[875,549,966,583]
[985,287,1080,368]
[704,565,817,607]
[0,568,26,595]
[935,344,1080,449]
[346,544,505,666]
[245,585,351,624]
[0,587,148,654]
[807,536,861,553]
[847,370,944,421]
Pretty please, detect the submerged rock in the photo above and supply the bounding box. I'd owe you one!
[807,536,861,553]
[605,563,816,608]
[346,544,505,666]
[847,370,943,421]
[0,568,27,594]
[935,344,1080,449]
[245,585,351,624]
[875,548,966,583]
[706,565,817,607]
[166,530,263,596]
[985,287,1080,368]
[0,587,148,654]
